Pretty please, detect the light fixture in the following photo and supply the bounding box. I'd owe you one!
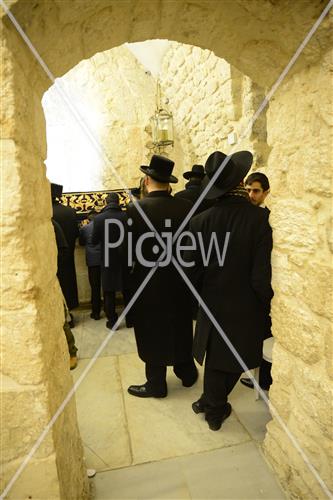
[150,80,174,150]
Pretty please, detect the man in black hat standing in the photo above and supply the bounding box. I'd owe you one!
[51,183,79,314]
[184,151,273,431]
[175,164,205,203]
[127,155,198,398]
[175,164,213,214]
[92,192,132,329]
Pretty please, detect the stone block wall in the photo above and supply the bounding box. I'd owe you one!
[3,1,332,498]
[1,21,88,500]
[263,48,333,498]
[43,42,268,197]
[44,42,270,304]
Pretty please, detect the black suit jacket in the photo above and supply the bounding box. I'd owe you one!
[175,180,213,214]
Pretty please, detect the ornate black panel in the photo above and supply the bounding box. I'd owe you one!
[59,189,131,219]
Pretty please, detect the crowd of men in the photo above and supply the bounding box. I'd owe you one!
[51,150,273,432]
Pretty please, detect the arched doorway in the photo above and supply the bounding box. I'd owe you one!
[1,1,332,498]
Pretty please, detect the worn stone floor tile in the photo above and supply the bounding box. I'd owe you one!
[73,314,137,359]
[83,444,109,470]
[229,379,272,442]
[118,353,251,465]
[93,444,285,500]
[94,458,191,499]
[73,357,132,470]
[180,442,285,499]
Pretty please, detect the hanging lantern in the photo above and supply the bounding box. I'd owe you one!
[151,109,174,147]
[150,81,174,148]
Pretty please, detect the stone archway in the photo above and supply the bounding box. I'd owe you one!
[1,1,332,498]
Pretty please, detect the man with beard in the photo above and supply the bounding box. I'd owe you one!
[127,155,198,398]
[184,151,273,430]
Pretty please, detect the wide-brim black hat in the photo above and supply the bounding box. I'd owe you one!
[201,151,253,199]
[51,183,63,199]
[140,154,178,183]
[183,164,205,180]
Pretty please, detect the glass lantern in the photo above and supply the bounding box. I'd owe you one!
[151,109,174,147]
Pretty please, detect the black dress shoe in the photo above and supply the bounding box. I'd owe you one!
[240,377,254,389]
[90,313,101,320]
[128,383,167,398]
[206,403,232,431]
[192,399,206,414]
[106,317,119,330]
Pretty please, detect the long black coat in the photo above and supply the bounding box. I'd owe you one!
[52,202,79,309]
[184,196,273,373]
[175,179,213,214]
[127,191,194,365]
[92,204,128,292]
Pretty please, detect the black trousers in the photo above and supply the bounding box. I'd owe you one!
[259,359,272,389]
[200,365,241,419]
[104,289,133,324]
[88,266,101,316]
[145,359,198,394]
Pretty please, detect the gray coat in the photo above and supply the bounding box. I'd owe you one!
[79,221,101,267]
[92,204,128,292]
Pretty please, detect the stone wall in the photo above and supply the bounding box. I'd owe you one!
[1,18,88,500]
[161,42,269,191]
[263,48,333,498]
[43,41,267,193]
[2,0,332,498]
[45,42,269,305]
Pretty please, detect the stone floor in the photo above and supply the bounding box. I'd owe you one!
[71,309,285,499]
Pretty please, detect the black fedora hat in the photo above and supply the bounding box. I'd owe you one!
[183,164,205,180]
[201,151,253,199]
[140,155,178,184]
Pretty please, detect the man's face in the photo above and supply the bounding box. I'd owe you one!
[245,181,269,206]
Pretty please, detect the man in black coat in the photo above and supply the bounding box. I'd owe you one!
[174,164,204,203]
[240,172,272,391]
[184,151,273,431]
[51,183,79,312]
[175,164,212,214]
[92,193,132,329]
[126,155,198,398]
[51,218,78,369]
[79,213,102,320]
